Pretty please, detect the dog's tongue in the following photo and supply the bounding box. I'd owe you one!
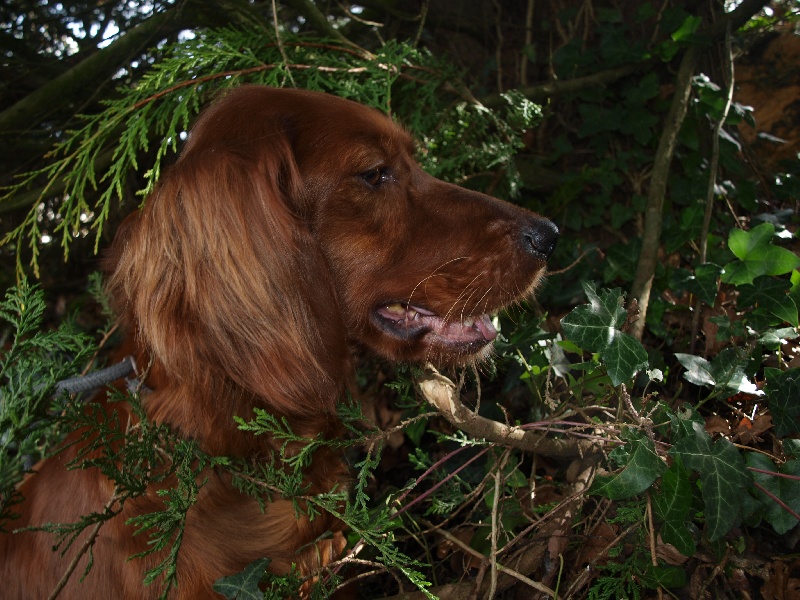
[376,303,497,344]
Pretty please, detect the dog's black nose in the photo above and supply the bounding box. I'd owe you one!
[522,218,559,260]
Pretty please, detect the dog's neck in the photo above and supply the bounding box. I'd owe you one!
[120,338,348,459]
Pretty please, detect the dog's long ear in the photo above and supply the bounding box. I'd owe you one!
[107,93,348,416]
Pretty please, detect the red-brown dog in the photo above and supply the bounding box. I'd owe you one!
[0,86,557,598]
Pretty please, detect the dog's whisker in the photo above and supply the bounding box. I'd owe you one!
[406,256,470,309]
[441,271,486,323]
[471,286,494,319]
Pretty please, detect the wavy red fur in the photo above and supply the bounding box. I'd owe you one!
[0,86,558,598]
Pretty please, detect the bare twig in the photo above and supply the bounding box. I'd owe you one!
[520,0,535,86]
[690,21,735,354]
[492,0,504,93]
[271,0,297,87]
[431,526,556,597]
[488,449,511,599]
[413,0,429,47]
[562,522,640,598]
[481,63,642,108]
[546,246,603,276]
[620,384,655,439]
[48,489,122,600]
[697,546,731,599]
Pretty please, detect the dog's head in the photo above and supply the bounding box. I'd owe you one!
[108,86,557,414]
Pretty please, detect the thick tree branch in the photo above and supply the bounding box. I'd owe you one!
[0,0,262,138]
[0,11,176,137]
[282,0,353,45]
[711,0,771,38]
[481,63,643,107]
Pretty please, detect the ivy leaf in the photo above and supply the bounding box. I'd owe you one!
[721,223,800,285]
[671,15,702,42]
[652,459,696,556]
[212,558,269,600]
[760,327,799,351]
[591,432,666,500]
[747,454,800,535]
[561,282,626,348]
[674,348,762,397]
[674,353,715,387]
[684,263,722,306]
[709,348,762,397]
[640,564,688,589]
[670,416,752,541]
[560,282,648,385]
[729,221,776,260]
[764,368,800,436]
[738,277,799,327]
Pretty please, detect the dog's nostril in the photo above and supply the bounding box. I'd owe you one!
[522,219,559,259]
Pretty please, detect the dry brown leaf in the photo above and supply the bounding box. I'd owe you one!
[705,414,731,436]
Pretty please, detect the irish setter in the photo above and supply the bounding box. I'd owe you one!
[0,86,558,598]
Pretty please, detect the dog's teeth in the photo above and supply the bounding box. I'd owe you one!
[463,318,474,328]
[384,303,406,315]
[408,309,418,319]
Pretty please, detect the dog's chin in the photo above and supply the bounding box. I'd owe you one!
[367,301,501,364]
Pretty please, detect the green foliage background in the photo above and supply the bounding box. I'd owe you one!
[1,1,799,598]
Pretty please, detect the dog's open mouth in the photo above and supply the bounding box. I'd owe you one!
[372,302,498,352]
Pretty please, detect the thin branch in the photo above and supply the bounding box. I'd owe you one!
[520,0,535,86]
[752,480,800,521]
[690,21,735,354]
[413,0,429,47]
[646,491,659,568]
[630,45,698,340]
[547,247,603,276]
[562,522,640,598]
[492,0,504,93]
[271,0,297,88]
[431,526,557,598]
[488,449,510,599]
[48,488,122,600]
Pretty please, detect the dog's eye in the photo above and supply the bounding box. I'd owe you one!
[360,167,391,188]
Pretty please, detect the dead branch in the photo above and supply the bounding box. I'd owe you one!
[416,365,601,459]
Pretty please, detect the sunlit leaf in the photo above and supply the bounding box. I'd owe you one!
[722,223,800,285]
[561,283,648,385]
